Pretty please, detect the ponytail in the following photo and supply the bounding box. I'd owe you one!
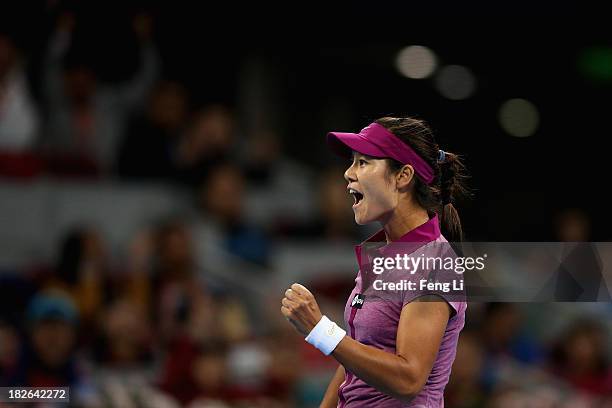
[375,117,470,242]
[439,151,468,242]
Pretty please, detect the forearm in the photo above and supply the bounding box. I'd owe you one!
[320,365,345,408]
[331,336,421,401]
[44,29,70,104]
[118,42,160,108]
[281,284,448,404]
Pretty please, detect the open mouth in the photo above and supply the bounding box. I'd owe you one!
[349,188,364,207]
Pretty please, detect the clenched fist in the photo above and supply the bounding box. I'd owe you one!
[281,283,323,336]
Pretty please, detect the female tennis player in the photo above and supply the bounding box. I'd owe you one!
[281,117,468,407]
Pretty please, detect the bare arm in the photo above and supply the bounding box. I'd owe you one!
[281,284,451,403]
[113,13,160,110]
[319,364,345,408]
[44,13,73,108]
[330,298,450,402]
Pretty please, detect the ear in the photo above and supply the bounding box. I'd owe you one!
[396,164,415,190]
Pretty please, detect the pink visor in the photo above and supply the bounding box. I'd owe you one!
[326,122,435,184]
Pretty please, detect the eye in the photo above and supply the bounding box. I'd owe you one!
[358,159,367,166]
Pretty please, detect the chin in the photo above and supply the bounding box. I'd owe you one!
[354,206,391,226]
[354,216,367,225]
[353,211,376,226]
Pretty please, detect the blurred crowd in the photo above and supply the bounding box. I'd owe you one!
[1,5,612,408]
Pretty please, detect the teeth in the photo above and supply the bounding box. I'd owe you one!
[348,188,364,206]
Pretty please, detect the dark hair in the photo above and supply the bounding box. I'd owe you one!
[375,116,469,242]
[56,229,87,285]
[549,319,609,375]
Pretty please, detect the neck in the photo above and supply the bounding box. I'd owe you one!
[382,201,429,243]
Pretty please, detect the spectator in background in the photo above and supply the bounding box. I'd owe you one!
[139,220,252,405]
[240,129,316,234]
[0,320,20,386]
[8,292,82,388]
[242,129,282,186]
[162,329,291,406]
[480,303,542,364]
[79,296,183,408]
[198,163,270,266]
[260,326,303,405]
[241,129,312,190]
[548,319,612,395]
[42,12,159,175]
[161,340,231,406]
[478,303,543,393]
[278,166,363,240]
[41,227,111,333]
[175,104,237,187]
[92,298,154,371]
[445,331,486,408]
[0,32,40,151]
[135,221,213,342]
[125,220,249,345]
[117,80,189,180]
[0,272,37,331]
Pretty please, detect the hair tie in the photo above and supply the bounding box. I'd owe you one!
[437,149,446,164]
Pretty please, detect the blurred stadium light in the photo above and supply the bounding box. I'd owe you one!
[395,45,437,79]
[434,64,477,100]
[499,98,540,137]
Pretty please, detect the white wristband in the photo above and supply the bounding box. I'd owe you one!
[305,315,346,355]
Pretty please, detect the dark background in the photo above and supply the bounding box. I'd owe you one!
[4,3,611,241]
[1,3,611,407]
